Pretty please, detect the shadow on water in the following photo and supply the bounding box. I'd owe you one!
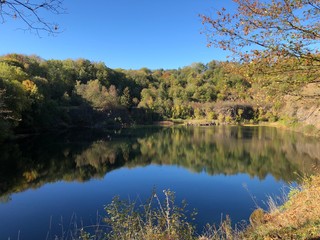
[0,125,319,201]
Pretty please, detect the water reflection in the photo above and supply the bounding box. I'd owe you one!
[1,126,319,200]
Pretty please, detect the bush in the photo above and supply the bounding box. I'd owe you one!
[82,190,196,240]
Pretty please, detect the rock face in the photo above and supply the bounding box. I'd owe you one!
[281,82,320,130]
[214,103,255,120]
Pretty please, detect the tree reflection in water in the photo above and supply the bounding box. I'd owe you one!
[1,126,319,200]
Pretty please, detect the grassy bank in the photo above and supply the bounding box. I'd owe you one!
[239,174,320,240]
[80,175,320,240]
[264,121,320,138]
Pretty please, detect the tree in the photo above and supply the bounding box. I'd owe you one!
[0,88,10,119]
[0,88,12,140]
[200,0,320,65]
[75,80,119,110]
[0,0,65,34]
[120,87,131,107]
[0,61,28,81]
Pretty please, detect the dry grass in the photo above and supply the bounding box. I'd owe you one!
[244,175,320,239]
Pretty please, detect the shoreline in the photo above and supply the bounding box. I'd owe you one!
[155,119,320,138]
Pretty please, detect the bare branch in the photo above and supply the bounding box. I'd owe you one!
[0,0,65,35]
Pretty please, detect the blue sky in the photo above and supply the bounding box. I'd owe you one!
[0,0,232,69]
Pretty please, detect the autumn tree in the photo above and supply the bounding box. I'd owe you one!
[75,80,119,110]
[200,0,320,67]
[0,0,65,34]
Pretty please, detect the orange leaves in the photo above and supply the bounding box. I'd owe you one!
[243,25,250,35]
[200,0,320,65]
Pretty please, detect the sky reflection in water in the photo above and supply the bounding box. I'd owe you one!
[0,126,319,239]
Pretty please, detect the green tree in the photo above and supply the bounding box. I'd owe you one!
[0,88,13,140]
[74,59,97,84]
[138,88,156,109]
[120,87,131,107]
[0,79,30,123]
[75,80,119,110]
[1,54,47,78]
[0,62,28,82]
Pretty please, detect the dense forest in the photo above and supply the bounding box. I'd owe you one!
[0,53,318,141]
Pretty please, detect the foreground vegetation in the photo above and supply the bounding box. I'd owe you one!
[79,175,320,240]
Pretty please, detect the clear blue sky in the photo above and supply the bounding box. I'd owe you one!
[0,0,231,69]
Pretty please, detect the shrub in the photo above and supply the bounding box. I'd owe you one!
[86,190,196,240]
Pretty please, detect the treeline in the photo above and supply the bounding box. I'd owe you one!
[0,53,255,139]
[0,54,145,139]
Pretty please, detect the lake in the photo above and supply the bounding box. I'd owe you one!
[0,126,319,239]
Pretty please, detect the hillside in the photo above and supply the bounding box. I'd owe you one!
[279,82,320,135]
[0,53,319,140]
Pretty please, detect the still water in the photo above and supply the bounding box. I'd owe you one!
[0,126,319,239]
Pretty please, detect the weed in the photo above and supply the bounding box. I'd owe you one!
[102,189,196,240]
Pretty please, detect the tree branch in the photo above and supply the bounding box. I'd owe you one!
[0,0,65,35]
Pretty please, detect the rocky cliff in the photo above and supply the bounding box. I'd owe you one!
[280,82,320,134]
